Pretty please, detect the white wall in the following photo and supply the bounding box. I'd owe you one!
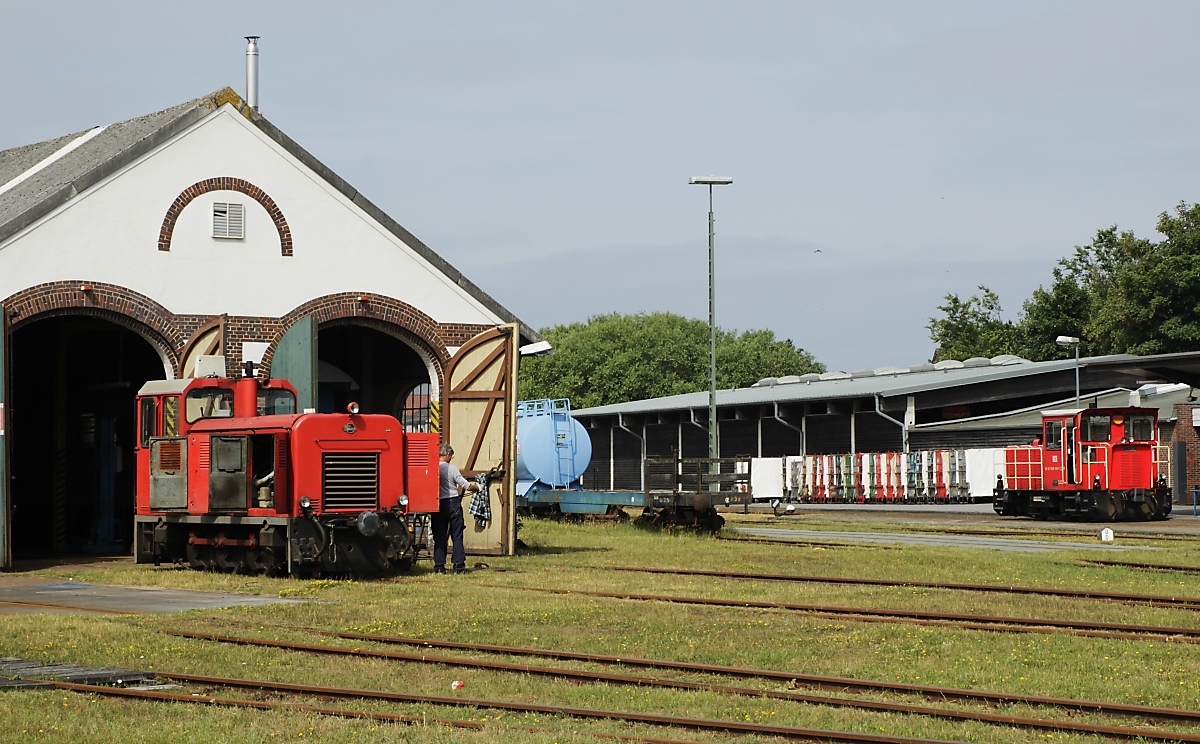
[0,104,501,327]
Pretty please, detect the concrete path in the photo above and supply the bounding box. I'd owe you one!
[731,527,1159,553]
[0,581,303,615]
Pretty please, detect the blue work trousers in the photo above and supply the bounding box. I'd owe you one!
[431,497,466,571]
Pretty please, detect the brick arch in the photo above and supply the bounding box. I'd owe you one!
[2,281,184,377]
[158,177,293,256]
[262,293,450,392]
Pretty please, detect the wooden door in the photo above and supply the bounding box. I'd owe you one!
[272,316,317,412]
[444,324,518,556]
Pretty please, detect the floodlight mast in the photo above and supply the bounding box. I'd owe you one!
[690,176,732,492]
[1056,335,1081,409]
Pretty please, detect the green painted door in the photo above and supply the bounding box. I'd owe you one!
[272,316,317,412]
[0,302,8,568]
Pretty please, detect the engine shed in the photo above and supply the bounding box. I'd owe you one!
[572,352,1200,503]
[0,89,539,567]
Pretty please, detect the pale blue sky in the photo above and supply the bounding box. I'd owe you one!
[3,1,1197,371]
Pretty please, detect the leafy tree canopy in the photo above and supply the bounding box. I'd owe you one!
[518,312,824,408]
[928,202,1200,361]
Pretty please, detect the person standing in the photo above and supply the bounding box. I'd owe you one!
[434,443,480,574]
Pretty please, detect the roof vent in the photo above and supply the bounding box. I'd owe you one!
[908,363,936,373]
[754,377,779,387]
[990,354,1029,365]
[962,357,991,368]
[245,36,260,111]
[874,366,909,376]
[819,371,851,381]
[777,375,801,385]
[934,359,964,370]
[798,373,822,383]
[850,368,876,377]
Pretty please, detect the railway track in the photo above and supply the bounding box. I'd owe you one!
[162,629,1200,741]
[496,585,1200,643]
[1081,559,1200,575]
[46,677,966,744]
[606,565,1200,610]
[715,535,905,550]
[723,521,1197,542]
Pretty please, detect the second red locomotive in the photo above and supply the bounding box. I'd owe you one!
[993,406,1171,521]
[133,371,439,575]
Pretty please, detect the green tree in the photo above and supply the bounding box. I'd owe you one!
[926,286,1018,361]
[518,312,823,408]
[1014,202,1200,358]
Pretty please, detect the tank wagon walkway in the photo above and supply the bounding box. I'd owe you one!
[730,526,1160,553]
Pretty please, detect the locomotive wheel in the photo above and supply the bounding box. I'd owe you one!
[214,547,244,573]
[1099,493,1119,522]
[245,548,279,576]
[185,543,213,571]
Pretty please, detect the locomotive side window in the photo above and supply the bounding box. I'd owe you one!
[1082,415,1112,442]
[162,396,180,437]
[140,398,156,448]
[1044,420,1063,450]
[258,389,297,416]
[186,388,234,423]
[1127,415,1155,441]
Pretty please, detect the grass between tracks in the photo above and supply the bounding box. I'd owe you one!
[2,516,1200,743]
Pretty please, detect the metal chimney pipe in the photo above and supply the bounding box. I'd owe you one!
[245,36,260,111]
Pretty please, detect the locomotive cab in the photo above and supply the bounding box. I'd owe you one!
[995,406,1170,521]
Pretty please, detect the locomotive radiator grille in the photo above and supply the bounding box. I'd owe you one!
[322,452,380,510]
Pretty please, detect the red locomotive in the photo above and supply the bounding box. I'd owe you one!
[133,371,439,575]
[994,406,1171,521]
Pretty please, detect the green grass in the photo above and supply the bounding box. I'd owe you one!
[2,518,1200,742]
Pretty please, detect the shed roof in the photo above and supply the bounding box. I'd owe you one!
[573,354,1148,417]
[0,88,541,345]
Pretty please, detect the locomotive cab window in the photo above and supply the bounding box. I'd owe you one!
[1127,415,1155,441]
[186,388,234,423]
[1044,420,1063,450]
[1082,415,1112,442]
[258,389,296,416]
[139,398,156,448]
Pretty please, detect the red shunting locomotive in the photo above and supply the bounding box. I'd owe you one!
[993,406,1171,521]
[133,372,439,575]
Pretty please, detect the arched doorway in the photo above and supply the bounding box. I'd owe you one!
[316,322,434,430]
[9,315,169,557]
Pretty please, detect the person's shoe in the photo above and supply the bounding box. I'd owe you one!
[453,566,470,575]
[433,566,446,574]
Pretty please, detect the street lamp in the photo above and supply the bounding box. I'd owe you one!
[1056,335,1081,409]
[689,176,733,469]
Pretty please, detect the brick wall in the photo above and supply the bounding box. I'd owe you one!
[1173,403,1200,502]
[3,281,495,389]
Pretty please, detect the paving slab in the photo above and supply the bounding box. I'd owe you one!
[731,527,1160,553]
[0,581,303,615]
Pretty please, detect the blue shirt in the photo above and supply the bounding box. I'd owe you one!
[439,461,470,500]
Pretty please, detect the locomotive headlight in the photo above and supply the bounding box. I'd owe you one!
[398,494,409,507]
[299,496,312,509]
[347,401,360,415]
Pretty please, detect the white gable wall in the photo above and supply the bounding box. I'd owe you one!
[0,104,501,326]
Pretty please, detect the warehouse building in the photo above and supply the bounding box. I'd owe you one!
[573,352,1200,500]
[0,88,539,566]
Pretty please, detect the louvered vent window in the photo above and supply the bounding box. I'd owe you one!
[212,202,245,239]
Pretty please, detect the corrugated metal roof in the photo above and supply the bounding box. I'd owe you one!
[572,354,1140,417]
[912,385,1191,431]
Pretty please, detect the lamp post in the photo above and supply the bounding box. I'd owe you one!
[689,176,732,470]
[1056,335,1081,409]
